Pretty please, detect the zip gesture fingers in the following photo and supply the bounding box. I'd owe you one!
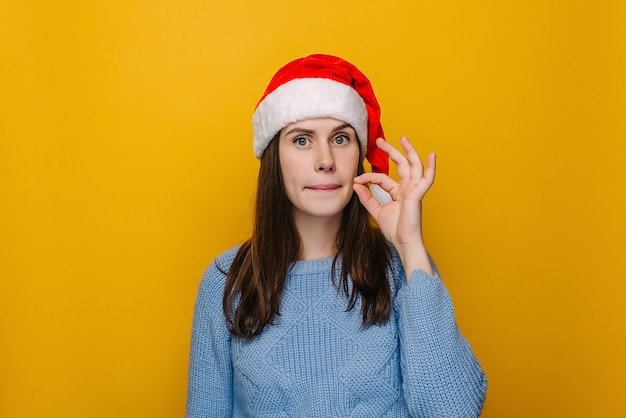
[353,136,436,278]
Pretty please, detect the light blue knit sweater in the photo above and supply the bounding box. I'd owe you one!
[187,246,487,417]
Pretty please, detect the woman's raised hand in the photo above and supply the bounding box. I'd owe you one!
[353,136,436,278]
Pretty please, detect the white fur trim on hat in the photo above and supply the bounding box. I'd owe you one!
[252,78,368,158]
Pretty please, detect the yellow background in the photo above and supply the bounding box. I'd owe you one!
[1,1,624,417]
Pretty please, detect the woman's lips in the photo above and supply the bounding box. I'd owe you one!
[306,184,341,191]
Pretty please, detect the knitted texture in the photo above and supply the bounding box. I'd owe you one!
[187,246,487,417]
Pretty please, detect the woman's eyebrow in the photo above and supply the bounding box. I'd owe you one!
[283,127,315,136]
[284,123,353,137]
[331,123,353,132]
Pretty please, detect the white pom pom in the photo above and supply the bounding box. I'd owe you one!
[370,184,392,205]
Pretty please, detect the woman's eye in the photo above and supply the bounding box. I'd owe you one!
[294,137,309,146]
[333,134,349,145]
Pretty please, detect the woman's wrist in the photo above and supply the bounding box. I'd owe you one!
[396,241,434,280]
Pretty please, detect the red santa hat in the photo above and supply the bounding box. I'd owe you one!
[252,54,390,185]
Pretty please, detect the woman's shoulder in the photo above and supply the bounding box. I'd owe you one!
[197,244,243,296]
[211,244,244,273]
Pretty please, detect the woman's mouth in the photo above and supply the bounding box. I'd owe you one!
[306,184,341,191]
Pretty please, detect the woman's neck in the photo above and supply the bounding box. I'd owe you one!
[293,215,342,261]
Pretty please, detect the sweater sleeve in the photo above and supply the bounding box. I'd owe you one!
[186,260,233,418]
[394,266,487,417]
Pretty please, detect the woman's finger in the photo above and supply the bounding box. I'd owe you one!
[422,152,436,188]
[375,138,411,179]
[411,152,436,199]
[399,136,425,180]
[354,172,398,193]
[353,183,383,218]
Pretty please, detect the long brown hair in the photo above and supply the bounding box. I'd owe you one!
[223,135,392,340]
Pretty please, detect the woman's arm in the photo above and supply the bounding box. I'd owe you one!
[186,262,233,418]
[394,260,487,416]
[356,137,486,414]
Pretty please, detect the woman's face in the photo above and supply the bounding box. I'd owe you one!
[278,117,360,224]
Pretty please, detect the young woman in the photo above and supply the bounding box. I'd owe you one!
[187,54,487,417]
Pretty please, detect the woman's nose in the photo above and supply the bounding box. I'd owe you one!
[316,145,335,172]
